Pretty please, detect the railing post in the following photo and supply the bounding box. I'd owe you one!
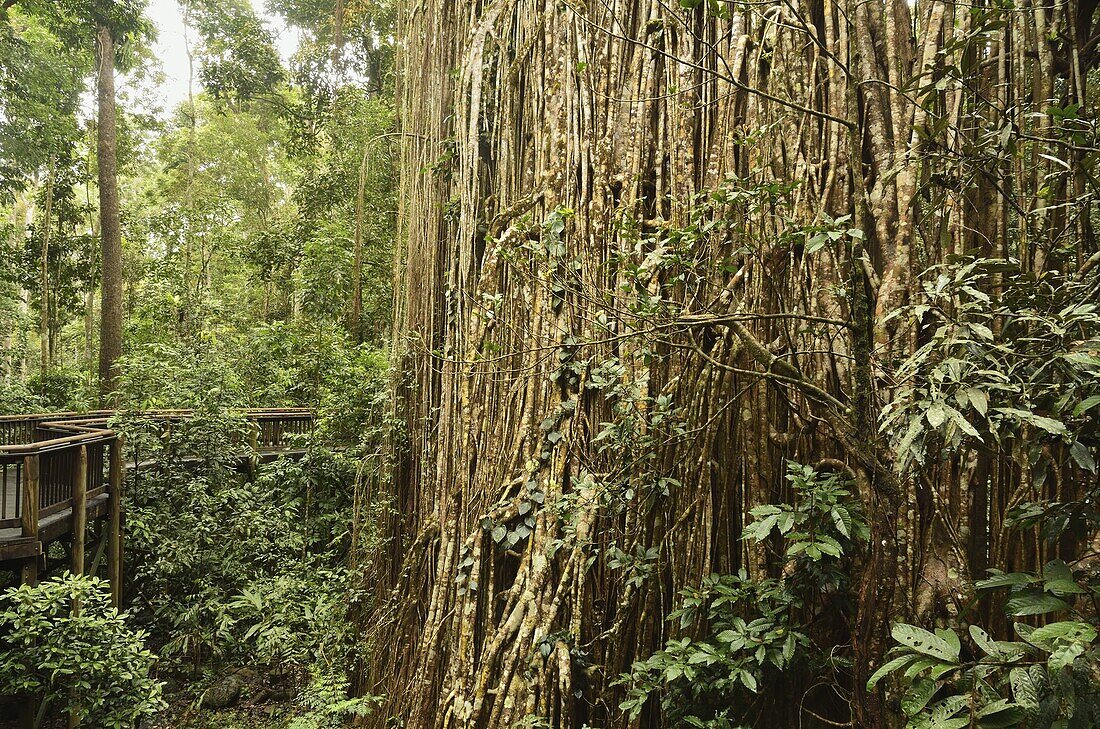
[248,423,260,476]
[71,446,87,576]
[107,436,123,609]
[18,454,39,729]
[66,445,88,729]
[20,454,39,587]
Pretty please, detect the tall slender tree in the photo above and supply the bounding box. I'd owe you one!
[95,20,121,403]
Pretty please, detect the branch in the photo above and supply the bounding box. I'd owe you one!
[676,312,854,330]
[725,317,903,499]
[689,327,849,413]
[562,1,856,129]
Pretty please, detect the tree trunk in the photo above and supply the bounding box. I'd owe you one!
[96,23,123,405]
[85,146,100,386]
[39,155,56,379]
[182,6,196,334]
[349,143,369,343]
[363,0,1100,726]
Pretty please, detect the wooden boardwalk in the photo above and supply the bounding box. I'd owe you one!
[0,409,313,729]
[0,411,314,729]
[0,409,313,570]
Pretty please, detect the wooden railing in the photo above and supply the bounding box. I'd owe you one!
[0,409,314,531]
[0,408,314,728]
[0,416,114,531]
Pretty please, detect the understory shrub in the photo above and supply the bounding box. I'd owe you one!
[120,403,375,720]
[618,462,868,727]
[0,573,165,727]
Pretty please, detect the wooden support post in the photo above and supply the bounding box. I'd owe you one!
[248,424,259,477]
[107,436,123,609]
[71,445,87,575]
[69,447,88,728]
[19,454,39,729]
[20,454,39,587]
[89,522,108,575]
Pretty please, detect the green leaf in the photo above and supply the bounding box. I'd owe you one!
[993,407,1067,435]
[739,670,758,692]
[892,623,960,661]
[935,629,961,658]
[904,657,942,678]
[814,535,843,557]
[1049,641,1086,671]
[831,506,851,538]
[1010,667,1040,709]
[805,233,829,254]
[969,625,1000,658]
[1072,395,1100,416]
[1004,592,1070,616]
[969,322,994,340]
[901,676,937,716]
[749,513,780,541]
[867,654,919,690]
[975,570,1037,590]
[1070,441,1096,473]
[897,416,926,465]
[928,693,969,722]
[1028,621,1096,645]
[967,388,989,416]
[932,719,972,729]
[947,407,982,439]
[974,698,1025,728]
[927,402,947,428]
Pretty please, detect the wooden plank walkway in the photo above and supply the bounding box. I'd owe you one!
[0,409,314,729]
[0,409,314,564]
[0,411,314,729]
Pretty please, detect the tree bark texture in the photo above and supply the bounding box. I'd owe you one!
[96,22,123,405]
[364,0,1100,726]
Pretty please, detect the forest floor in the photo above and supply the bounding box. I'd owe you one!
[152,670,308,729]
[0,702,298,729]
[155,708,296,729]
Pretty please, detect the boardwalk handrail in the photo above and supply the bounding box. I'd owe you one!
[0,409,314,530]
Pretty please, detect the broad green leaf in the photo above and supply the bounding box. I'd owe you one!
[928,692,969,721]
[739,670,758,692]
[1049,641,1086,671]
[831,506,851,538]
[993,407,1067,435]
[901,676,937,716]
[975,570,1037,590]
[927,403,947,428]
[892,623,960,661]
[969,625,1000,658]
[1072,395,1100,416]
[867,654,919,689]
[948,407,982,439]
[935,629,961,658]
[1004,592,1070,616]
[1070,441,1096,473]
[974,698,1025,728]
[905,657,941,678]
[1009,666,1040,709]
[1028,621,1096,645]
[967,388,989,416]
[931,719,972,729]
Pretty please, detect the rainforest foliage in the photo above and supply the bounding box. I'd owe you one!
[1,0,1099,727]
[0,0,395,726]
